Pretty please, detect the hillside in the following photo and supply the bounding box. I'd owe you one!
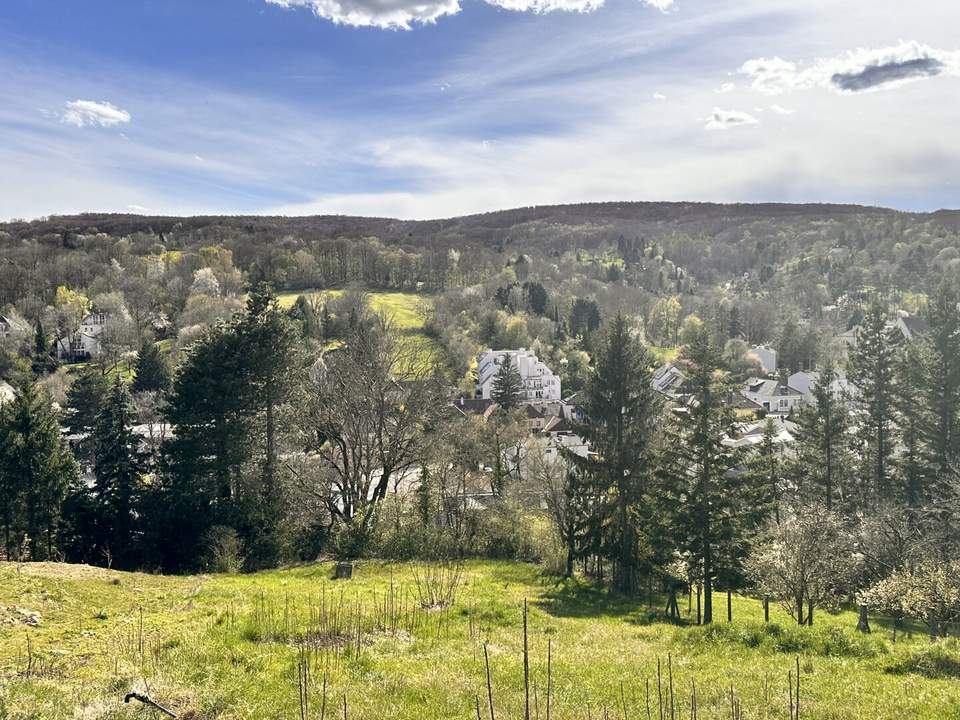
[2,560,959,720]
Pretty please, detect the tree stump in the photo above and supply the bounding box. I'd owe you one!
[335,562,354,580]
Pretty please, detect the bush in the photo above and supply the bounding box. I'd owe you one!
[684,620,884,658]
[886,640,960,678]
[199,525,244,573]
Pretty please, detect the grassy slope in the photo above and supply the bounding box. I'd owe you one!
[277,289,442,370]
[2,561,958,720]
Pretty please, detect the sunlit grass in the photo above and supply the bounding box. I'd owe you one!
[2,560,958,719]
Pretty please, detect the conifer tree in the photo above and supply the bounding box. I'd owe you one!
[660,328,770,622]
[491,353,524,410]
[132,338,170,394]
[64,367,110,466]
[791,363,852,511]
[569,313,661,593]
[91,378,144,568]
[848,297,898,504]
[0,379,78,559]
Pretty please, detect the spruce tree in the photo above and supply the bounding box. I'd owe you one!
[132,338,170,394]
[918,282,960,493]
[660,328,770,622]
[64,367,110,466]
[895,341,932,506]
[568,313,661,593]
[791,362,852,511]
[848,297,898,504]
[491,354,524,410]
[91,378,145,568]
[0,379,78,559]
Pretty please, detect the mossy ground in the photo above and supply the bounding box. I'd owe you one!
[1,560,958,719]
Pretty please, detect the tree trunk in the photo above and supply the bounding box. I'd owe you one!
[763,597,770,623]
[696,586,701,625]
[565,539,575,579]
[856,605,870,634]
[796,596,805,626]
[727,590,732,623]
[807,599,814,626]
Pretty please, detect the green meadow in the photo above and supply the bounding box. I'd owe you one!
[2,560,959,719]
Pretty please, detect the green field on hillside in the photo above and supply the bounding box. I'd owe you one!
[2,560,958,720]
[277,289,443,371]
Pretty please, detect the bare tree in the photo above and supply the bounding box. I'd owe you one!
[302,315,445,545]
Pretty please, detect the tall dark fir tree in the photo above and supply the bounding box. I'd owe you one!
[491,353,524,410]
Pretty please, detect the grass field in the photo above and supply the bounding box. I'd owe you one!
[2,560,959,720]
[277,289,443,371]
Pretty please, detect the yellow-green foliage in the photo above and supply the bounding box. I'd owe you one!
[277,289,442,372]
[2,561,959,719]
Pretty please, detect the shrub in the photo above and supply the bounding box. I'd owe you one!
[886,640,960,678]
[684,620,884,658]
[199,525,244,573]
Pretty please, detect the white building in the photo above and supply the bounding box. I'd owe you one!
[749,345,778,374]
[741,377,804,415]
[55,310,108,362]
[476,349,562,402]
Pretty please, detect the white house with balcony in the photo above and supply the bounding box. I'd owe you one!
[476,349,562,403]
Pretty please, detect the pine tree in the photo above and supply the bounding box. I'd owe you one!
[31,319,55,375]
[568,313,661,593]
[91,378,144,568]
[660,328,770,622]
[132,338,170,394]
[491,354,524,410]
[895,341,932,506]
[848,297,898,504]
[0,379,78,559]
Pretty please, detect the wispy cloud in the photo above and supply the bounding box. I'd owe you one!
[61,99,131,128]
[741,41,960,95]
[265,0,671,30]
[770,104,794,115]
[705,108,758,130]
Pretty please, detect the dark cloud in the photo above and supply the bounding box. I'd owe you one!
[831,56,945,92]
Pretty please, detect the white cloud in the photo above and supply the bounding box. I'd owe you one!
[265,0,671,29]
[61,99,131,128]
[741,41,960,95]
[705,108,758,130]
[715,82,736,93]
[653,92,667,100]
[770,104,794,115]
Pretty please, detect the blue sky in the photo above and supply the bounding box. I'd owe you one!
[1,0,959,219]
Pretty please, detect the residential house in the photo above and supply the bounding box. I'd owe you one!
[787,370,854,406]
[476,349,562,402]
[749,345,778,374]
[55,309,109,362]
[0,380,15,407]
[722,416,798,450]
[651,363,687,398]
[741,377,804,415]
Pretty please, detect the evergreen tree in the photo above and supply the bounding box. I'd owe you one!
[491,354,524,410]
[848,297,898,504]
[895,340,932,506]
[791,363,852,511]
[31,319,55,375]
[660,329,770,622]
[91,378,145,568]
[750,418,783,524]
[918,282,960,492]
[132,338,170,393]
[0,379,78,559]
[568,313,661,593]
[64,367,109,466]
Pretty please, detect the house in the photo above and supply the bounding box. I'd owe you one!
[652,363,687,398]
[0,314,15,338]
[476,349,562,402]
[787,370,855,406]
[722,416,798,449]
[749,345,778,374]
[55,309,108,362]
[896,315,929,342]
[741,378,804,414]
[0,380,15,407]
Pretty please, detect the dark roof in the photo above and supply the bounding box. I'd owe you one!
[901,316,930,336]
[452,397,496,416]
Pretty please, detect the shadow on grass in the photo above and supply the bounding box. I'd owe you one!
[533,576,687,626]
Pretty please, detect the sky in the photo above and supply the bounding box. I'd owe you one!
[1,0,959,220]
